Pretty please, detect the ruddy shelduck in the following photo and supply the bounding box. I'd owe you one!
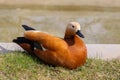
[13,22,87,69]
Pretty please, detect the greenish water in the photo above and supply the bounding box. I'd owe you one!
[0,9,120,44]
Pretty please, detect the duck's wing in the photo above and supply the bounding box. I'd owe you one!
[24,31,68,51]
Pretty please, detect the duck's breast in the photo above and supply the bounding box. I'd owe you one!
[69,35,87,66]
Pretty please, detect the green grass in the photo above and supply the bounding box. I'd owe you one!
[0,52,120,80]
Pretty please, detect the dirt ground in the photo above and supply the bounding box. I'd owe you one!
[0,0,120,7]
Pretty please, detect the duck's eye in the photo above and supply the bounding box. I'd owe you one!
[72,25,74,28]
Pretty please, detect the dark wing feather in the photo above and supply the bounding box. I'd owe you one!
[22,25,35,31]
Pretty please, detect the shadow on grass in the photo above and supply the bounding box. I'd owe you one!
[21,51,56,67]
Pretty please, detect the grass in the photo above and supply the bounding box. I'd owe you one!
[0,52,120,80]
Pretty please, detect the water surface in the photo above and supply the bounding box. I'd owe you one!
[0,9,120,44]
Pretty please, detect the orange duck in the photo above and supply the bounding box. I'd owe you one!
[13,22,87,69]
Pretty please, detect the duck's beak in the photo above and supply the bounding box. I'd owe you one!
[76,30,85,38]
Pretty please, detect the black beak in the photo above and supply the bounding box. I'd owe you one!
[76,30,85,38]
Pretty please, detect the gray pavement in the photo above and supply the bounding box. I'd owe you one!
[0,43,120,60]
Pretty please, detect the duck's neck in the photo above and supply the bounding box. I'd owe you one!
[64,27,76,45]
[64,35,75,46]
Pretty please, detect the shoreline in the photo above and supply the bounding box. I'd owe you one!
[0,0,120,7]
[0,0,120,11]
[0,4,120,12]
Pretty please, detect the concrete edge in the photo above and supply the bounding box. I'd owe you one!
[0,43,120,60]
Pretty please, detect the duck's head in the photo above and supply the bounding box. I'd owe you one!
[65,22,84,38]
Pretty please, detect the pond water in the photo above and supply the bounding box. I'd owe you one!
[0,9,120,44]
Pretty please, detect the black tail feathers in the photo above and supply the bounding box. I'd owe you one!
[13,37,31,44]
[13,37,34,50]
[13,37,43,51]
[22,25,35,31]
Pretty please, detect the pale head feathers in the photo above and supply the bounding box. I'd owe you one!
[67,22,81,32]
[65,22,81,38]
